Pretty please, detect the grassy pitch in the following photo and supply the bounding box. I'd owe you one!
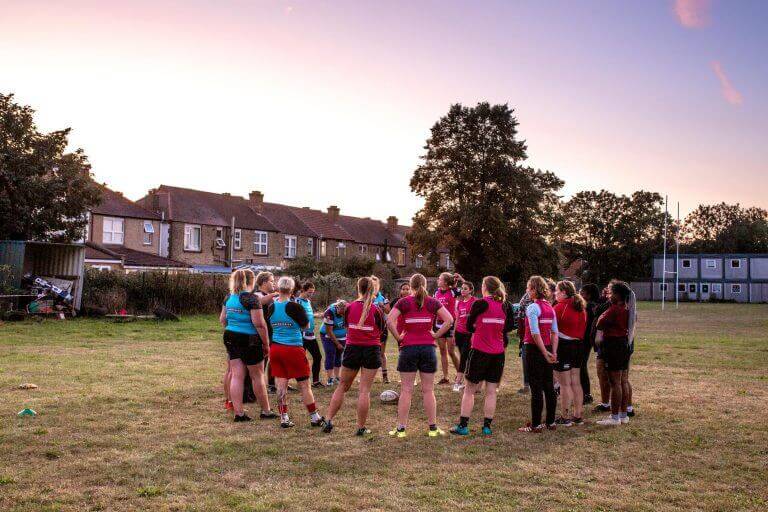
[1,302,767,511]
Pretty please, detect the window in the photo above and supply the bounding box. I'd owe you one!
[214,227,226,249]
[233,229,242,250]
[682,259,692,268]
[731,284,742,294]
[84,212,90,242]
[712,283,722,293]
[659,283,668,292]
[102,217,124,244]
[254,231,268,255]
[335,242,346,257]
[142,221,154,245]
[677,283,686,292]
[91,265,112,272]
[359,244,368,254]
[445,254,452,270]
[701,284,710,293]
[184,224,201,251]
[705,259,717,269]
[415,255,423,269]
[688,283,697,293]
[284,235,297,258]
[730,259,742,269]
[397,248,406,266]
[320,240,327,257]
[307,238,314,256]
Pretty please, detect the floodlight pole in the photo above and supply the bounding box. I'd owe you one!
[662,196,668,311]
[675,202,680,310]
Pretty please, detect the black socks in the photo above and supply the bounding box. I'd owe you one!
[459,416,469,428]
[483,417,493,429]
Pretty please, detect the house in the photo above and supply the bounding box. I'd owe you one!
[85,185,190,272]
[632,253,768,303]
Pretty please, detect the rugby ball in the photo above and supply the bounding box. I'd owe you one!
[379,389,399,404]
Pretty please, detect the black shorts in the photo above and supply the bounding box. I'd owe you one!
[223,330,264,366]
[454,332,472,373]
[602,336,630,371]
[342,344,382,370]
[397,345,437,373]
[555,338,581,372]
[464,349,505,384]
[434,325,454,339]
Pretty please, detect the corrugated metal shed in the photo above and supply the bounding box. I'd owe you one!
[0,240,86,310]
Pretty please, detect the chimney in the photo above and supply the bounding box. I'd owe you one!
[327,205,340,223]
[387,216,398,231]
[249,191,264,213]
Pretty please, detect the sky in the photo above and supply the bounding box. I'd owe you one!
[2,0,766,223]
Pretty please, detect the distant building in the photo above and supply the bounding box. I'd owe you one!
[632,253,768,303]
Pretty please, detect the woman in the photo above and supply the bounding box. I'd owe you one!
[452,281,476,392]
[254,271,279,393]
[553,281,587,426]
[592,284,613,412]
[296,281,323,387]
[579,284,600,405]
[323,277,386,435]
[434,272,460,385]
[518,276,559,433]
[320,300,348,386]
[387,273,453,438]
[450,277,514,436]
[219,269,276,421]
[516,291,533,394]
[371,276,392,383]
[596,281,632,426]
[265,276,326,429]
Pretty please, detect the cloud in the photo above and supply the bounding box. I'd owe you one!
[710,61,743,106]
[673,0,711,28]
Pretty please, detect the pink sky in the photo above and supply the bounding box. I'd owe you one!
[2,0,766,221]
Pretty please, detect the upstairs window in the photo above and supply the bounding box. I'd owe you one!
[397,248,406,266]
[730,259,742,269]
[284,235,297,259]
[705,259,717,269]
[142,221,154,245]
[233,229,242,250]
[254,231,268,255]
[681,259,691,268]
[102,217,124,244]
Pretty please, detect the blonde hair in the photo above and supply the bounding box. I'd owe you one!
[557,280,586,312]
[229,269,255,295]
[356,276,377,327]
[482,276,506,302]
[410,273,428,309]
[527,275,549,301]
[439,272,454,288]
[277,276,295,294]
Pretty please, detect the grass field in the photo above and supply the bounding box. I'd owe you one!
[1,302,767,511]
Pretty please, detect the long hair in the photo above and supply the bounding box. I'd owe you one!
[610,281,631,305]
[438,272,454,289]
[462,281,475,294]
[483,276,506,302]
[527,275,548,301]
[356,276,376,327]
[580,283,599,303]
[370,275,381,295]
[557,280,585,312]
[229,269,255,295]
[410,273,428,309]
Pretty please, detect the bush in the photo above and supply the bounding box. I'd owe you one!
[285,255,377,279]
[0,264,18,294]
[311,273,356,310]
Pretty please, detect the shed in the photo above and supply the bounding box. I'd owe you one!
[0,241,86,310]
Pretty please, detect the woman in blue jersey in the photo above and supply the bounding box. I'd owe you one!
[320,300,348,386]
[371,276,392,383]
[219,269,277,422]
[265,276,326,429]
[296,281,323,387]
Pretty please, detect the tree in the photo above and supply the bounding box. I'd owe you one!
[408,102,563,289]
[682,203,768,253]
[0,93,100,241]
[559,190,668,284]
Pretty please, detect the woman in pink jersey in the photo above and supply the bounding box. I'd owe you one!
[322,276,385,436]
[386,273,453,438]
[452,281,476,392]
[434,272,460,385]
[450,277,514,436]
[518,276,559,433]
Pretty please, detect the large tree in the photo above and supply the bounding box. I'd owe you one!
[681,203,768,253]
[408,102,563,289]
[0,93,100,241]
[559,190,668,284]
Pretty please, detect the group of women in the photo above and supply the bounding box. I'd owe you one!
[219,268,636,436]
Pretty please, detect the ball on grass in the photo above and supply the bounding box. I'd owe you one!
[379,389,399,404]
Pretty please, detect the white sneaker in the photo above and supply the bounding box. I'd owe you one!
[597,417,621,426]
[620,416,629,424]
[452,383,464,392]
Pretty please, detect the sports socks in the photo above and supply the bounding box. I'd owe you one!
[306,402,321,422]
[459,416,469,428]
[483,417,493,429]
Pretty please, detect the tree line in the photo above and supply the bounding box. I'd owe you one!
[2,94,766,288]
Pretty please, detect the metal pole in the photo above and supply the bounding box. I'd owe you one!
[662,195,668,311]
[675,202,680,309]
[230,216,235,270]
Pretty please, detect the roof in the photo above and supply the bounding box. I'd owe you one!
[560,258,586,278]
[261,202,317,238]
[336,215,405,247]
[85,242,190,268]
[286,206,353,241]
[143,185,278,231]
[91,184,160,220]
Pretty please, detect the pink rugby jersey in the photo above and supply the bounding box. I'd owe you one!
[344,300,384,346]
[454,296,476,334]
[394,295,442,347]
[523,299,556,346]
[470,297,507,354]
[434,288,457,327]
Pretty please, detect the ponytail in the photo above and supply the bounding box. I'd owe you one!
[557,280,585,312]
[410,273,427,309]
[356,276,376,327]
[229,269,255,294]
[482,276,506,302]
